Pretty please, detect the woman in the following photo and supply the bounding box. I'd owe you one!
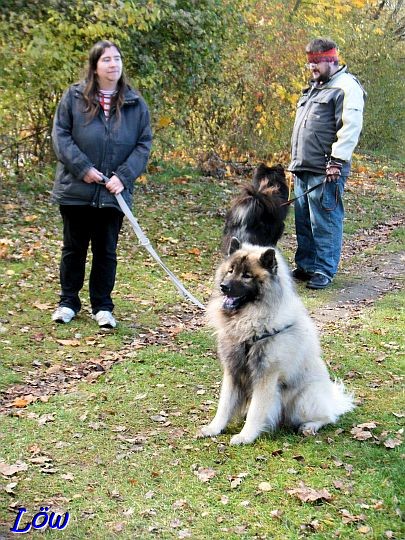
[51,40,152,327]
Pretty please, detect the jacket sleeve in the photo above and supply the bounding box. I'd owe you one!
[52,87,93,180]
[331,76,365,162]
[115,101,152,189]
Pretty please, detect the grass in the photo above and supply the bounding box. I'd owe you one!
[0,156,404,538]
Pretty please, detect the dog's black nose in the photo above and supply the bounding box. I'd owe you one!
[220,282,231,294]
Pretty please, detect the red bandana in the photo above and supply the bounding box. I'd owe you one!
[307,48,338,63]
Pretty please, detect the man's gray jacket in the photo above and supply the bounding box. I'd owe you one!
[51,83,152,211]
[289,66,366,175]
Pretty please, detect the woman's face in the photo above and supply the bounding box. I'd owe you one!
[95,46,122,89]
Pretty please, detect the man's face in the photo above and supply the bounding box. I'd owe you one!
[308,61,334,83]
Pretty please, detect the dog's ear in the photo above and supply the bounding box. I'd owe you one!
[228,237,241,256]
[260,248,277,273]
[253,163,267,185]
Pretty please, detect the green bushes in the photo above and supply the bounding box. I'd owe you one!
[0,0,403,178]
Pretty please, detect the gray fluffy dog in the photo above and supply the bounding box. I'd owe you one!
[200,239,354,445]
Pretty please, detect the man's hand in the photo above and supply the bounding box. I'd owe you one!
[325,159,343,182]
[104,174,125,195]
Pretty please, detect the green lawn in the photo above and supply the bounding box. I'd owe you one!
[0,156,403,538]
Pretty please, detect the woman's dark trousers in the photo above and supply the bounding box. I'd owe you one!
[58,205,123,315]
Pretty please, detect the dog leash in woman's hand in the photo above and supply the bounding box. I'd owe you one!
[100,175,205,310]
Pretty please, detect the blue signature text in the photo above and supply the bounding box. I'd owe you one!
[10,507,70,534]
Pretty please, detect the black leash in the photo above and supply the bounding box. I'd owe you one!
[280,179,326,207]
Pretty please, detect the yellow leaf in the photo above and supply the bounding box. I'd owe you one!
[24,214,38,223]
[56,339,81,346]
[13,398,29,408]
[33,302,53,311]
[157,116,172,128]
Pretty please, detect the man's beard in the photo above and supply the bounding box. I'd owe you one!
[315,64,332,84]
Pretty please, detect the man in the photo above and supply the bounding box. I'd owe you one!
[289,38,366,289]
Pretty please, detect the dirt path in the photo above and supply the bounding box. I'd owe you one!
[313,217,404,325]
[313,250,404,326]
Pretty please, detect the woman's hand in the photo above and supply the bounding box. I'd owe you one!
[83,167,103,184]
[105,174,124,195]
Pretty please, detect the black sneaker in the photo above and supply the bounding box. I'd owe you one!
[292,268,314,281]
[306,273,331,289]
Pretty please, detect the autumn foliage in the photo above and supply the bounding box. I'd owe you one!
[0,0,403,176]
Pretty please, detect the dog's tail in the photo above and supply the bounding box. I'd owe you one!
[223,163,289,249]
[331,380,355,416]
[230,173,289,225]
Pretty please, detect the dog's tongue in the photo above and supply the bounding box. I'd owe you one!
[223,296,238,310]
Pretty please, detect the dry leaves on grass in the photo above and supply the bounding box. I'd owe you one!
[287,482,332,503]
[228,472,248,489]
[350,422,403,448]
[194,466,216,483]
[0,460,28,476]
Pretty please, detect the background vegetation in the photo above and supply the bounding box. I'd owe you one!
[0,0,404,178]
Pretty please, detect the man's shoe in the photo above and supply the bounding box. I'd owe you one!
[52,306,76,324]
[306,273,331,290]
[94,310,116,329]
[292,268,314,281]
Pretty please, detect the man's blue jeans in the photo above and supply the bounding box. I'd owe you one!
[293,172,346,280]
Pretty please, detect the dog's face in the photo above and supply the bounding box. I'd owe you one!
[218,238,278,311]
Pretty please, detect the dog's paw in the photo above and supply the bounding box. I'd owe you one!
[298,421,323,436]
[229,432,257,445]
[199,424,222,438]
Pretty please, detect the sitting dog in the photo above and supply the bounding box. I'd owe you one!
[222,163,289,253]
[201,238,354,445]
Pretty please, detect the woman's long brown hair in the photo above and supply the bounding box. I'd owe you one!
[82,40,129,121]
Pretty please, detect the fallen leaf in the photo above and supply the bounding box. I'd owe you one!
[340,509,366,524]
[350,427,373,440]
[56,339,81,346]
[173,499,188,509]
[383,438,401,449]
[178,530,192,539]
[33,302,53,311]
[195,467,216,483]
[287,482,332,503]
[24,214,38,222]
[0,461,28,476]
[12,398,30,408]
[258,481,273,492]
[37,413,56,425]
[150,415,167,423]
[29,456,52,464]
[112,522,125,532]
[187,248,201,256]
[228,472,248,489]
[357,422,378,429]
[5,481,18,494]
[270,509,283,519]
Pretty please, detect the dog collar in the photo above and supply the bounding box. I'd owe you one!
[251,323,294,344]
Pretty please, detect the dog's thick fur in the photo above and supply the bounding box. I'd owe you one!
[201,239,354,445]
[222,163,289,253]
